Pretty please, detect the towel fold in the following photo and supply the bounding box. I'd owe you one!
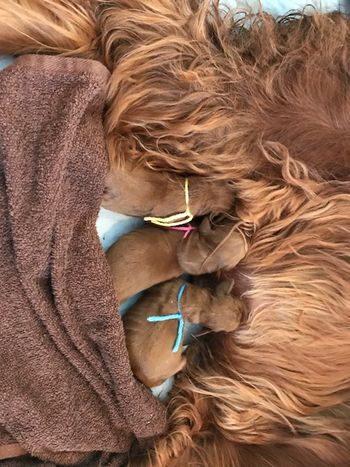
[0,55,165,466]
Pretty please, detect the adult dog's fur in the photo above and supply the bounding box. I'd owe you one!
[1,1,349,466]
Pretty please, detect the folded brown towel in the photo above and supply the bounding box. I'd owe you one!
[0,55,165,466]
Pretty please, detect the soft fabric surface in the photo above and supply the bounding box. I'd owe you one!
[97,207,144,315]
[225,0,343,15]
[0,55,164,465]
[0,55,12,70]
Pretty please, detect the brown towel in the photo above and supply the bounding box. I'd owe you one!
[0,55,165,466]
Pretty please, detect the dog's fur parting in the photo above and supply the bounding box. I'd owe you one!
[1,1,350,466]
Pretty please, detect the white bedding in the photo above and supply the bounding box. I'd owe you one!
[225,0,342,16]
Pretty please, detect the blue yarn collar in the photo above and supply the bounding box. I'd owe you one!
[147,283,187,353]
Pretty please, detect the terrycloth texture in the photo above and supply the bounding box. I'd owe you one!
[0,55,165,466]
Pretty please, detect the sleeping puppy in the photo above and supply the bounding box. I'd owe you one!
[106,217,247,303]
[104,164,246,387]
[102,162,234,218]
[122,278,244,388]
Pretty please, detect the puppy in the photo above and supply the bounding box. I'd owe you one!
[106,217,246,303]
[122,278,243,388]
[107,218,246,388]
[102,162,234,218]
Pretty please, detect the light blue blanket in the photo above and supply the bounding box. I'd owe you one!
[0,55,13,70]
[226,0,343,15]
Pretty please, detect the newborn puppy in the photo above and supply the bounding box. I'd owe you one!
[123,278,243,388]
[102,163,234,218]
[106,218,247,303]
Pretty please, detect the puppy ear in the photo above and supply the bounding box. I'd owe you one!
[198,217,213,236]
[215,279,235,296]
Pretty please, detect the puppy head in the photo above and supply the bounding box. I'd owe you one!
[178,218,247,275]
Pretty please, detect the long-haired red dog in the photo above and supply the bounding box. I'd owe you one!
[1,1,349,466]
